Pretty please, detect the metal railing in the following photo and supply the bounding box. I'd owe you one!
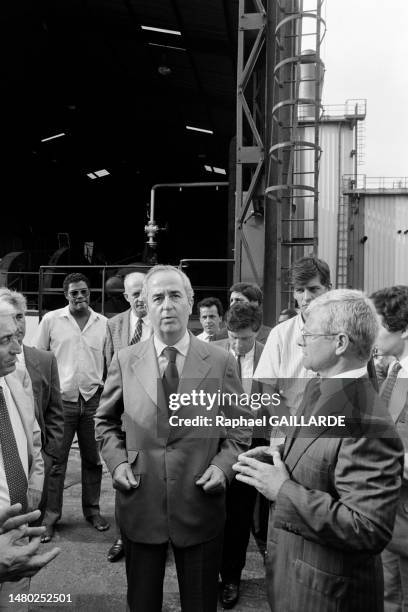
[343,175,408,191]
[321,99,367,120]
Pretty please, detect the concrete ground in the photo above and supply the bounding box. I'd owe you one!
[30,448,270,611]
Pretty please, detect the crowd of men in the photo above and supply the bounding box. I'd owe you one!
[0,257,407,612]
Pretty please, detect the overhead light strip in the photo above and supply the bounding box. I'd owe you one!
[186,125,214,135]
[41,132,65,142]
[141,25,181,36]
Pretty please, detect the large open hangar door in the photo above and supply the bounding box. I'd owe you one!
[0,0,239,308]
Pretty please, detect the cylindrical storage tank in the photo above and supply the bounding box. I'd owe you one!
[363,193,408,293]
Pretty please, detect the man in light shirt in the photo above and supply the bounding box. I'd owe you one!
[371,285,408,612]
[254,255,332,415]
[235,289,404,612]
[196,297,223,342]
[35,272,109,542]
[0,303,45,607]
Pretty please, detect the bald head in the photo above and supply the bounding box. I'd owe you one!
[124,272,147,317]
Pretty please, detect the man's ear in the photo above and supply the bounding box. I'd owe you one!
[401,327,408,340]
[335,332,349,356]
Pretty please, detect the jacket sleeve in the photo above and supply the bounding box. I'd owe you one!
[34,315,51,351]
[104,323,115,371]
[28,408,45,494]
[95,351,126,475]
[210,353,252,482]
[273,434,404,553]
[43,354,64,460]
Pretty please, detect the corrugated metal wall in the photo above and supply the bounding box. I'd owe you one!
[364,194,408,293]
[300,121,356,276]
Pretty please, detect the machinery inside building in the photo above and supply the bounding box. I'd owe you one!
[1,0,408,327]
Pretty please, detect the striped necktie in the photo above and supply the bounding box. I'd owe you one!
[0,386,28,510]
[130,318,143,345]
[381,361,402,407]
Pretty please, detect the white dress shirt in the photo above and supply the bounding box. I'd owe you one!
[0,378,29,508]
[196,331,213,342]
[254,314,316,413]
[154,331,190,378]
[129,311,151,343]
[35,306,107,402]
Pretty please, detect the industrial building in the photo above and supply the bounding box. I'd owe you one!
[1,0,407,326]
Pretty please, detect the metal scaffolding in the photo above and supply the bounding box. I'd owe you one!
[235,0,325,324]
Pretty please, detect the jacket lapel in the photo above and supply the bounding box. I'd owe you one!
[177,334,212,397]
[4,373,34,467]
[119,310,131,347]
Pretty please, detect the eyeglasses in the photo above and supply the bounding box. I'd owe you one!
[68,289,90,298]
[300,329,353,346]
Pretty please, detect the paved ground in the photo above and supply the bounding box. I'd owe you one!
[29,448,270,611]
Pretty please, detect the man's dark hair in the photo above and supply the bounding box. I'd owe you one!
[197,296,223,317]
[371,286,408,332]
[226,303,262,333]
[63,272,91,294]
[229,282,263,306]
[289,255,331,288]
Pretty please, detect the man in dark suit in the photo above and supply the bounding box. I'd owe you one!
[234,289,404,612]
[103,271,151,561]
[95,265,251,612]
[0,289,64,524]
[215,282,271,345]
[214,303,267,609]
[104,272,151,369]
[371,285,408,611]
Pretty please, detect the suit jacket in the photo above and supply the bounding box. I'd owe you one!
[4,372,44,495]
[383,377,408,557]
[215,324,271,345]
[267,377,403,612]
[23,345,64,460]
[104,309,131,370]
[212,339,264,395]
[95,333,252,547]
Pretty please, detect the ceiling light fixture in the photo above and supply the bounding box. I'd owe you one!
[41,132,66,143]
[86,169,110,179]
[186,125,214,135]
[141,25,181,36]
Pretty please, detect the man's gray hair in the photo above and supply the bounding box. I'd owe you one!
[0,288,27,313]
[141,265,194,305]
[306,289,379,362]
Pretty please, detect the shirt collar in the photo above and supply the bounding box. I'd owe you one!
[230,342,255,361]
[59,305,100,322]
[331,366,367,379]
[398,355,408,372]
[130,310,150,325]
[154,330,190,358]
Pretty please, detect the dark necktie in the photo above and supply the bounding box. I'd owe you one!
[237,355,242,382]
[381,361,402,407]
[130,318,143,345]
[0,386,28,510]
[162,347,179,410]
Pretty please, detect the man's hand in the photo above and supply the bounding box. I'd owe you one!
[196,465,226,493]
[112,462,139,491]
[239,445,284,463]
[233,450,290,501]
[27,489,42,512]
[0,530,60,581]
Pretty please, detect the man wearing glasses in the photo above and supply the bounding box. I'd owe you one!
[35,273,109,541]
